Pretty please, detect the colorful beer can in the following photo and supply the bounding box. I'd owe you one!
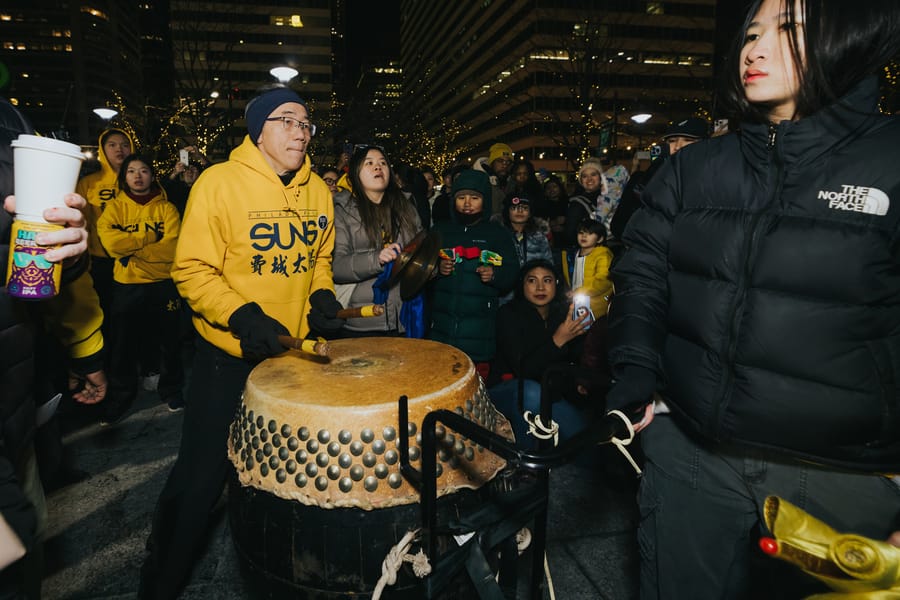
[6,220,62,300]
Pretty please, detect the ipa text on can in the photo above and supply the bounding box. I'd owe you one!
[6,220,63,300]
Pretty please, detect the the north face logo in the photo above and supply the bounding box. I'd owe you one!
[818,185,889,216]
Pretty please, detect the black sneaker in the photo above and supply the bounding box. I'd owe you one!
[166,396,185,413]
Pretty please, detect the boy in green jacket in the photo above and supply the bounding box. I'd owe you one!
[429,169,518,378]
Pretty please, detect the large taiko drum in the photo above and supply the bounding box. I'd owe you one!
[227,337,512,599]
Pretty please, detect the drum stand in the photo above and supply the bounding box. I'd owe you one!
[399,365,629,600]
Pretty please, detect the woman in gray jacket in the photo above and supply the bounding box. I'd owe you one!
[332,145,422,336]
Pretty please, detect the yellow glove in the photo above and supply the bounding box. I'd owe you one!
[759,496,900,599]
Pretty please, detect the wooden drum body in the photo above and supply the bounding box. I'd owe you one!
[227,337,512,598]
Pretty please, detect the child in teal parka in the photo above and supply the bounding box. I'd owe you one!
[429,169,519,376]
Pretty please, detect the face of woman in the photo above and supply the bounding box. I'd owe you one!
[125,160,153,194]
[183,165,199,185]
[545,182,561,199]
[580,168,603,194]
[740,0,804,122]
[357,149,390,198]
[514,165,530,185]
[508,202,530,226]
[523,267,557,308]
[321,170,339,194]
[103,133,131,172]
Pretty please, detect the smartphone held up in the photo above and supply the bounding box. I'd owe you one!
[572,293,594,329]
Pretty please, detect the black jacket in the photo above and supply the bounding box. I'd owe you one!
[492,298,582,385]
[0,97,38,559]
[609,78,900,472]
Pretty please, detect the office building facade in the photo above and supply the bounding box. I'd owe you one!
[0,2,143,144]
[399,0,717,172]
[169,0,334,156]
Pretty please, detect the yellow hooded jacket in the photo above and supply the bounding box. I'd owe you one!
[96,186,181,284]
[561,245,615,317]
[172,136,335,358]
[76,128,135,258]
[41,270,105,367]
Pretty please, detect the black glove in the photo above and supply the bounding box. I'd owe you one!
[605,364,658,416]
[228,302,290,362]
[307,288,346,335]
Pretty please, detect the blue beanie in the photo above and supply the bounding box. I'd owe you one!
[245,87,308,142]
[451,169,491,203]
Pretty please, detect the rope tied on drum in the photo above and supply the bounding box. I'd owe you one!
[523,410,559,446]
[372,528,431,600]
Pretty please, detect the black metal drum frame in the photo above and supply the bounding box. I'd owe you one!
[398,365,628,600]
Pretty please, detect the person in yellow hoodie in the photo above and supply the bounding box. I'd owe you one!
[75,128,133,329]
[96,154,183,421]
[138,86,344,600]
[561,217,614,318]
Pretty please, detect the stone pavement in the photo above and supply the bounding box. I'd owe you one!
[39,389,640,599]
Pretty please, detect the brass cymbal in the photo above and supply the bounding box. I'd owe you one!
[386,230,442,300]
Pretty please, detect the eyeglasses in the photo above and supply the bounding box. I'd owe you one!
[323,177,337,185]
[510,204,530,212]
[13,251,52,270]
[265,116,317,137]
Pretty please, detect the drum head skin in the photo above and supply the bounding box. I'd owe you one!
[229,338,512,510]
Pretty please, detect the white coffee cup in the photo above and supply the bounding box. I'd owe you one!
[10,135,84,223]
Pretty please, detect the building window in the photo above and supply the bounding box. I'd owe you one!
[81,6,109,20]
[271,14,303,28]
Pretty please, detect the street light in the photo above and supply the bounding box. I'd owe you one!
[92,107,118,121]
[630,113,653,149]
[630,113,652,124]
[269,66,298,83]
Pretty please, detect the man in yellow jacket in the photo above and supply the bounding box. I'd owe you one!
[138,87,344,600]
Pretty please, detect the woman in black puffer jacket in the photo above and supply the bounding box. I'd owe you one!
[606,1,900,597]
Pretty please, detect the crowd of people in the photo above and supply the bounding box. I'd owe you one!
[1,0,899,598]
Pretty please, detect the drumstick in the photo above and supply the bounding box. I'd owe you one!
[278,335,329,356]
[335,304,384,319]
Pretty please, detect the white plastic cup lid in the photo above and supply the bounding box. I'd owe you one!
[11,134,84,161]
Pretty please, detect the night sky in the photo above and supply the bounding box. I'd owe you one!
[345,1,400,80]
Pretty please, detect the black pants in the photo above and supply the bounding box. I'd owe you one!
[89,256,114,345]
[139,337,251,600]
[107,280,183,405]
[638,416,900,599]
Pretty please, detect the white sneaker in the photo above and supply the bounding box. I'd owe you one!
[142,373,160,392]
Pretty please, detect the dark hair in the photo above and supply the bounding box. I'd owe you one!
[420,165,436,178]
[500,192,540,233]
[723,0,900,123]
[347,145,418,246]
[318,165,338,177]
[577,217,607,242]
[514,259,562,304]
[510,157,545,199]
[543,175,569,203]
[100,128,128,147]
[117,154,155,192]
